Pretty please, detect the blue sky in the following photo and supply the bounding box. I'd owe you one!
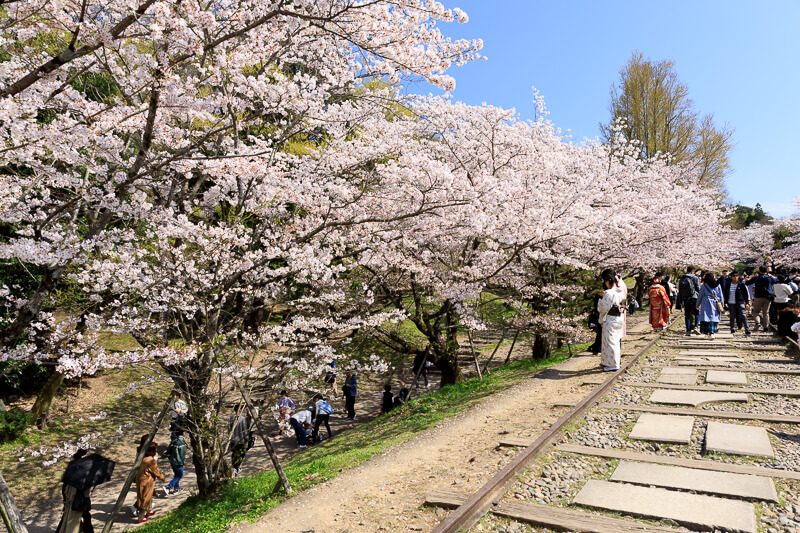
[412,1,800,217]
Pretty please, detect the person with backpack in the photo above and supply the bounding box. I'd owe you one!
[311,393,334,443]
[676,266,701,336]
[164,429,187,495]
[722,271,751,336]
[393,387,410,409]
[746,266,779,331]
[697,272,725,340]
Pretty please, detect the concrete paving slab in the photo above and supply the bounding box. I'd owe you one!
[610,461,778,502]
[658,367,697,384]
[629,413,694,443]
[705,422,775,458]
[649,389,749,406]
[680,350,739,357]
[706,370,748,385]
[675,359,729,367]
[572,480,757,533]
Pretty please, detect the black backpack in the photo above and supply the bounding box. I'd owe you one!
[678,275,693,300]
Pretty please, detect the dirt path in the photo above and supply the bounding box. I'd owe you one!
[231,313,656,533]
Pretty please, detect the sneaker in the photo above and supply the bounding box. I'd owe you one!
[163,485,171,497]
[685,332,692,337]
[297,445,307,449]
[603,366,619,372]
[129,505,138,517]
[745,331,752,336]
[708,334,715,340]
[691,329,701,335]
[172,487,185,494]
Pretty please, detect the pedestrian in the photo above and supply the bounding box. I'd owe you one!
[393,387,409,409]
[56,449,93,533]
[597,269,626,372]
[412,353,430,389]
[163,429,187,496]
[697,272,725,340]
[662,274,677,310]
[324,362,338,400]
[311,393,334,442]
[168,391,188,439]
[722,271,751,336]
[229,404,252,476]
[777,305,800,340]
[129,435,150,517]
[380,384,394,414]
[746,266,779,331]
[770,275,794,325]
[676,266,701,336]
[717,269,730,288]
[587,291,603,354]
[289,409,313,449]
[647,272,671,331]
[343,370,358,420]
[134,443,165,523]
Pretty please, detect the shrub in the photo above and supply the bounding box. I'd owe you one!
[0,408,30,443]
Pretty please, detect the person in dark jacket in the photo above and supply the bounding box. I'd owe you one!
[342,370,358,419]
[164,430,187,495]
[380,384,394,414]
[676,267,701,335]
[722,271,751,336]
[746,266,779,330]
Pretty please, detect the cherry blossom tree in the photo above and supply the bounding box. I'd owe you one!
[0,0,481,495]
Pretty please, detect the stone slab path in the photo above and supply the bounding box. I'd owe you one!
[656,367,697,385]
[628,413,694,444]
[572,480,757,533]
[706,369,748,385]
[609,461,778,502]
[675,357,736,366]
[705,422,775,458]
[649,389,748,406]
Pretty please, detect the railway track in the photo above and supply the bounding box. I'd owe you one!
[425,321,800,533]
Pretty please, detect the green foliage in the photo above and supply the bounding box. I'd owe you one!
[0,408,30,443]
[137,344,584,533]
[728,203,772,229]
[601,50,734,193]
[0,361,52,393]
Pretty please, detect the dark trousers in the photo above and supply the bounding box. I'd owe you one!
[231,443,247,469]
[166,465,184,490]
[729,304,750,333]
[588,327,602,353]
[683,298,698,331]
[290,418,307,446]
[312,414,332,442]
[345,395,356,418]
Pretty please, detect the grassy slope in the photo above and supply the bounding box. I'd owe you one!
[138,343,588,533]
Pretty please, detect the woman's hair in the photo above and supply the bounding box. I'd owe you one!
[601,269,617,285]
[662,275,671,283]
[136,434,149,454]
[703,272,718,287]
[145,442,158,457]
[778,275,787,283]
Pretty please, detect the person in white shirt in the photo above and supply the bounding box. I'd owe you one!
[771,275,795,324]
[722,271,751,335]
[597,269,626,372]
[169,392,188,437]
[289,409,312,449]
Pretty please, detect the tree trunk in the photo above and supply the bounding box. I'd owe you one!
[634,271,647,305]
[436,353,464,385]
[0,468,28,533]
[531,332,551,360]
[29,370,64,429]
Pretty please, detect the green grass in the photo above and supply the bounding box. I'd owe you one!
[138,344,588,533]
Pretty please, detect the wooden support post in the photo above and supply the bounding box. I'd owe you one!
[101,388,175,533]
[0,469,28,533]
[232,376,292,495]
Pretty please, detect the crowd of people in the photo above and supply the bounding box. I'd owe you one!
[641,265,800,340]
[590,265,800,375]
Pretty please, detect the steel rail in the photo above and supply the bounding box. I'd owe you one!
[431,326,669,533]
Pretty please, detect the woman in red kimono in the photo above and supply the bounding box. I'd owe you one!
[648,273,671,330]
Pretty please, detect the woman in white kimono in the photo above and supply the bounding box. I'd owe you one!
[598,270,627,371]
